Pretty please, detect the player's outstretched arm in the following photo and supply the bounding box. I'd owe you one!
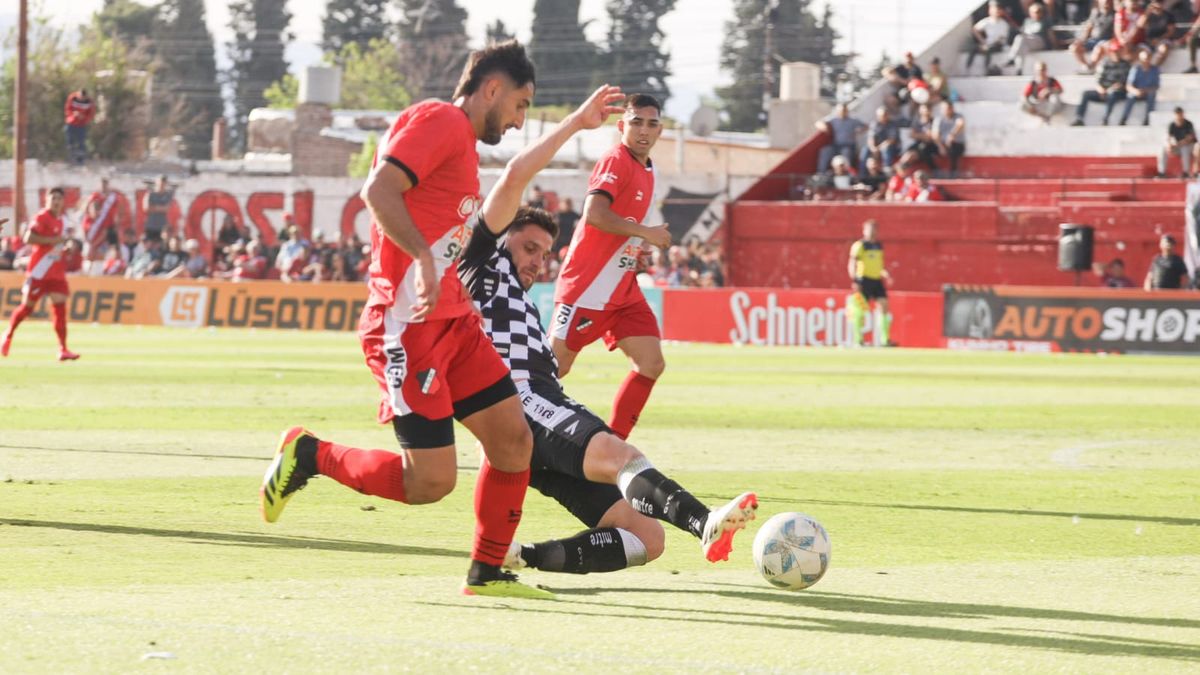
[481,85,625,234]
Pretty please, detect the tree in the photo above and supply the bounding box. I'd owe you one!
[597,0,675,103]
[394,0,469,100]
[226,0,293,152]
[322,0,390,56]
[528,0,598,106]
[153,0,223,158]
[485,18,515,45]
[716,0,842,132]
[264,39,411,111]
[0,15,149,161]
[93,0,159,49]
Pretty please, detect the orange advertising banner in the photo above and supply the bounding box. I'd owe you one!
[0,272,369,331]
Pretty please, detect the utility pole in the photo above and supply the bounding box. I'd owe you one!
[762,0,778,126]
[13,0,28,227]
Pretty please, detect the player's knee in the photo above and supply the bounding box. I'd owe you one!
[406,473,456,504]
[635,353,665,379]
[639,522,666,562]
[487,422,533,472]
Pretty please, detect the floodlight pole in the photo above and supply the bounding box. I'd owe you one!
[13,0,28,227]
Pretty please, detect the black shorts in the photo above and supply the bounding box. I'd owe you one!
[521,385,624,527]
[858,277,887,301]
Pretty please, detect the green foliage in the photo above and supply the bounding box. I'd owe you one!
[226,0,294,151]
[395,0,468,100]
[93,0,159,48]
[597,0,676,103]
[321,0,389,55]
[263,73,300,109]
[152,0,223,159]
[528,0,598,106]
[262,40,411,112]
[0,14,149,162]
[717,0,843,131]
[348,132,377,178]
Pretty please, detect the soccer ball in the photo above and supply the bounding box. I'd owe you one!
[752,512,830,591]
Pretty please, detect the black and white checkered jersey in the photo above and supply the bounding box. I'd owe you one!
[458,213,561,392]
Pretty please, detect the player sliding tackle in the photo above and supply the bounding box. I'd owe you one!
[458,87,758,574]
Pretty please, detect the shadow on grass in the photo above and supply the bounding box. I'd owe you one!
[792,498,1200,528]
[421,590,1200,662]
[0,518,465,558]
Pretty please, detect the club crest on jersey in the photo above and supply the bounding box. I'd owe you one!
[417,368,441,395]
[576,318,594,333]
[598,171,618,184]
[457,195,482,219]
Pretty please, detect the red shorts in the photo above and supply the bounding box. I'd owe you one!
[550,298,660,352]
[359,306,513,424]
[24,277,69,303]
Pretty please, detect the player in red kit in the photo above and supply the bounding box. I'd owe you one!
[551,94,671,440]
[258,41,550,599]
[2,188,80,361]
[81,177,122,272]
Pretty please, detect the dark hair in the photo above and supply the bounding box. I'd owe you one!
[509,206,558,240]
[453,40,536,99]
[48,187,65,197]
[1110,258,1125,267]
[1175,106,1185,114]
[624,93,662,115]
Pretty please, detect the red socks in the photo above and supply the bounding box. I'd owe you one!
[6,303,32,336]
[609,371,657,440]
[316,440,408,503]
[312,440,530,568]
[472,458,529,566]
[52,303,68,349]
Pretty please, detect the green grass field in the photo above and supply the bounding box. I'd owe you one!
[1,323,1198,673]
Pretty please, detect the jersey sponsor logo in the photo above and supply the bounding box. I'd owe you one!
[158,286,210,328]
[417,368,440,395]
[442,222,472,263]
[385,345,408,389]
[598,171,619,184]
[563,419,579,435]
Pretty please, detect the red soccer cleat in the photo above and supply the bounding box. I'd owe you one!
[1,334,10,357]
[57,349,81,361]
[701,492,759,563]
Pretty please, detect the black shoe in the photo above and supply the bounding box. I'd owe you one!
[1070,119,1084,127]
[1187,66,1199,74]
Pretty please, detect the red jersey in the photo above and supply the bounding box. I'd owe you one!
[1114,8,1145,47]
[367,100,480,322]
[82,190,120,244]
[64,92,95,127]
[26,209,67,282]
[555,144,657,310]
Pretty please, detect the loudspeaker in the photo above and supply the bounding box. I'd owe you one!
[1057,224,1094,272]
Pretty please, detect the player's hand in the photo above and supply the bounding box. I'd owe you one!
[569,84,626,131]
[642,224,671,249]
[411,251,440,320]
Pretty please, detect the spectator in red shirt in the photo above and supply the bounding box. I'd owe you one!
[100,245,126,276]
[905,170,946,202]
[1111,0,1147,52]
[886,163,914,202]
[232,240,268,281]
[1020,61,1065,121]
[64,89,95,165]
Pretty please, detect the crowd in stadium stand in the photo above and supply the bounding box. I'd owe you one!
[0,183,727,288]
[812,0,1200,200]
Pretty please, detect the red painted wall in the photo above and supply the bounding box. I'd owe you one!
[727,201,1180,292]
